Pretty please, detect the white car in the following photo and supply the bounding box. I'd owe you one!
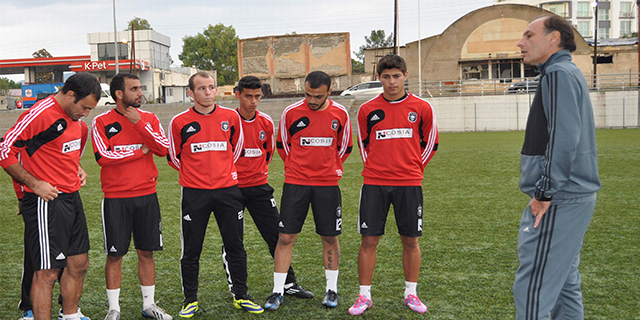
[340,81,383,99]
[98,83,116,106]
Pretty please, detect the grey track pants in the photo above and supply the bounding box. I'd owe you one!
[513,195,596,320]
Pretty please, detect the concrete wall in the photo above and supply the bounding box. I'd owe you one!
[1,92,637,137]
[238,33,352,93]
[428,91,639,132]
[578,45,639,76]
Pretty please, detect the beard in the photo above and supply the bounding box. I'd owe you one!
[123,95,141,108]
[308,97,327,111]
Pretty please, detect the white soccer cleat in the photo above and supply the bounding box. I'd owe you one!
[142,303,173,320]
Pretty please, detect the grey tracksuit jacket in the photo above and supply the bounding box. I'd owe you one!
[519,50,601,202]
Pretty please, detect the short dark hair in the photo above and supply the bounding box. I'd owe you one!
[541,15,576,52]
[110,73,139,101]
[188,71,215,91]
[61,72,102,103]
[377,54,407,76]
[305,71,331,89]
[236,76,262,93]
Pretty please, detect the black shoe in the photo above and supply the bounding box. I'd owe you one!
[322,290,338,308]
[284,283,315,299]
[264,292,283,311]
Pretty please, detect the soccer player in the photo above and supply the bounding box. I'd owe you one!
[264,71,352,311]
[348,54,438,316]
[12,170,33,320]
[226,75,313,299]
[14,163,90,320]
[167,71,263,317]
[513,16,600,320]
[0,73,102,320]
[91,73,172,320]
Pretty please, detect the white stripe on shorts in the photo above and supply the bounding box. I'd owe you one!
[37,197,50,270]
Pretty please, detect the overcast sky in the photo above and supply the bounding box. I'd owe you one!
[0,0,495,80]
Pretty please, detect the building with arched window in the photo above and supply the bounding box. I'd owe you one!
[364,4,637,84]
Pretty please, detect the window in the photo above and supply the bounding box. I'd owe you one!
[599,8,610,20]
[370,82,382,88]
[620,21,633,36]
[577,2,591,17]
[167,88,173,97]
[578,21,591,37]
[541,2,570,18]
[97,43,128,61]
[596,55,613,64]
[598,27,610,39]
[620,2,634,18]
[461,63,488,80]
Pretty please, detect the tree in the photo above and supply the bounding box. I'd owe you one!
[32,48,54,83]
[0,77,22,96]
[32,48,52,58]
[179,23,239,86]
[354,30,394,63]
[126,17,152,30]
[352,59,364,74]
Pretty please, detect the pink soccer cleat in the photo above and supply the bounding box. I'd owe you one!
[348,294,372,316]
[404,294,427,314]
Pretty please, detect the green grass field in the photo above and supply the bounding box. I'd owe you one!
[1,129,638,319]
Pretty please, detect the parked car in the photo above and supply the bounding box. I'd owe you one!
[98,83,115,106]
[340,81,383,99]
[508,75,540,93]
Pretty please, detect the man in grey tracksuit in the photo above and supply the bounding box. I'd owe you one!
[513,16,601,320]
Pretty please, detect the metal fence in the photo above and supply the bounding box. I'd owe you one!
[406,73,640,98]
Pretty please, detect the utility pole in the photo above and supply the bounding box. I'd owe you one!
[637,0,640,85]
[418,0,422,97]
[113,0,119,75]
[637,0,640,127]
[394,0,399,55]
[592,1,598,88]
[130,26,136,75]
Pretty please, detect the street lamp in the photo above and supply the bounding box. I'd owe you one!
[113,0,119,74]
[591,0,598,88]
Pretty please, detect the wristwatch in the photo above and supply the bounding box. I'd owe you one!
[534,189,553,202]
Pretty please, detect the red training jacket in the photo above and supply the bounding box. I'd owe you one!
[92,108,169,198]
[235,110,275,188]
[357,93,438,186]
[0,97,88,193]
[277,99,352,186]
[168,105,244,190]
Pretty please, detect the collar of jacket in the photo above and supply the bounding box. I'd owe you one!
[537,49,572,76]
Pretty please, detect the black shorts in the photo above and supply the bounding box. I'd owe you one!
[102,193,163,256]
[22,192,90,271]
[358,185,424,237]
[279,183,342,237]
